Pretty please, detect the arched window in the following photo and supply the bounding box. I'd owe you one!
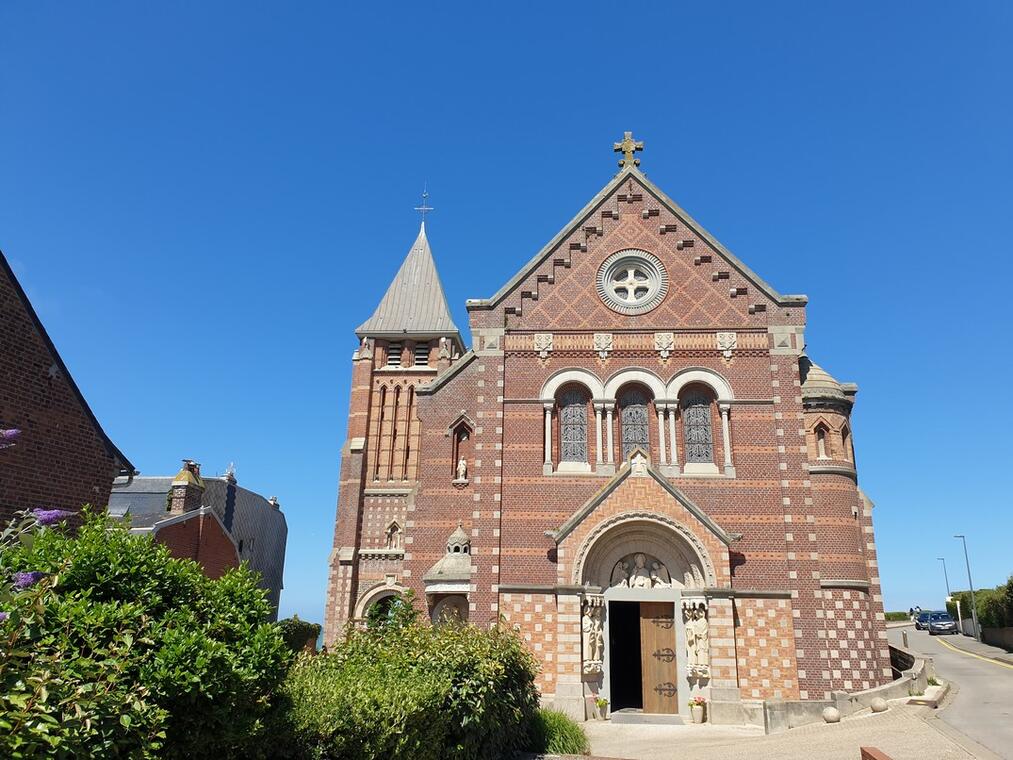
[373,386,387,481]
[619,386,651,461]
[815,424,830,459]
[841,425,852,462]
[558,386,589,463]
[681,391,714,464]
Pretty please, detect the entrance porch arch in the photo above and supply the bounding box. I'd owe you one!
[573,512,717,591]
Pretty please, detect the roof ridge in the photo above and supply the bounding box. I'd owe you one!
[355,223,461,340]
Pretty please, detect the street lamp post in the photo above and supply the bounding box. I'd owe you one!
[938,557,961,632]
[954,535,980,641]
[937,557,951,596]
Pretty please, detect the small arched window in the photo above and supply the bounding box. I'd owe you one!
[558,386,589,463]
[815,424,830,459]
[619,386,651,461]
[841,425,852,462]
[681,391,714,464]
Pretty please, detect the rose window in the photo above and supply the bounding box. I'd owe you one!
[596,250,668,315]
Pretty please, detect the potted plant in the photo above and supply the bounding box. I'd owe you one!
[689,695,707,724]
[595,696,609,720]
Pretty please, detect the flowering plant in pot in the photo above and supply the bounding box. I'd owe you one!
[595,696,609,720]
[688,695,707,723]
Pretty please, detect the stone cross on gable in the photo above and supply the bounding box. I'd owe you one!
[613,131,644,168]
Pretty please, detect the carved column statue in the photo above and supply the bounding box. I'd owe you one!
[682,601,710,679]
[581,597,605,676]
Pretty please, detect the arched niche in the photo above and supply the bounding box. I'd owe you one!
[573,513,716,590]
[603,368,666,401]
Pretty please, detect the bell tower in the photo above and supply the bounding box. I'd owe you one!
[324,221,463,642]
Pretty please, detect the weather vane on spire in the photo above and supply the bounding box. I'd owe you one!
[414,183,434,224]
[613,131,644,168]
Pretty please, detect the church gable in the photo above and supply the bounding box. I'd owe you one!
[469,162,806,333]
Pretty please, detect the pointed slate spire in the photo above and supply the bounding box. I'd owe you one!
[356,222,461,343]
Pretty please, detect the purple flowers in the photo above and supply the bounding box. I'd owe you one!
[0,612,8,622]
[0,429,20,450]
[12,571,46,590]
[32,508,74,526]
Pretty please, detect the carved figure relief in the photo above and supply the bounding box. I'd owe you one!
[654,332,675,359]
[438,337,452,360]
[683,601,710,678]
[534,333,553,359]
[581,604,604,673]
[455,457,468,481]
[610,553,671,588]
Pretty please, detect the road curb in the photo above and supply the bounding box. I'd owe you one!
[906,681,948,708]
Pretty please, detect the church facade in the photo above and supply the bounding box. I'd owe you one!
[324,135,891,722]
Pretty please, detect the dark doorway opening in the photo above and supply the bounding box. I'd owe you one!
[608,601,643,710]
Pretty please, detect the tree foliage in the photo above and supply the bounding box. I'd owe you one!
[0,509,289,759]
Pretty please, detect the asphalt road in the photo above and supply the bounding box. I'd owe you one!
[888,626,1013,759]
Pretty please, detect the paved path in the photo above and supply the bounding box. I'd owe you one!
[582,703,978,759]
[889,626,1013,759]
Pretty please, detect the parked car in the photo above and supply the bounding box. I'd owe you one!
[927,612,958,636]
[915,611,933,630]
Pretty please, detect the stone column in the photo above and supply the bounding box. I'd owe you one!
[604,403,615,464]
[667,406,679,467]
[657,406,668,465]
[720,404,734,475]
[543,403,553,474]
[594,404,604,466]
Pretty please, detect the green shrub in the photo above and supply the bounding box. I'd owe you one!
[525,708,590,756]
[272,614,540,760]
[279,615,322,653]
[884,611,909,621]
[0,509,289,759]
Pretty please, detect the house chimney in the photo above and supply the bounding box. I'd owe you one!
[169,459,204,514]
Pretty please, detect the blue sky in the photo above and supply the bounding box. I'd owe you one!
[2,2,1011,621]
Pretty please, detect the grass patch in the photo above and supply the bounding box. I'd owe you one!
[525,708,590,756]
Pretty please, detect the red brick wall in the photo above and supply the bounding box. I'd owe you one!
[0,256,122,524]
[324,170,892,699]
[154,513,239,580]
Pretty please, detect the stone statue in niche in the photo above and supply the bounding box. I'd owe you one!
[610,553,672,589]
[359,337,374,359]
[581,605,603,665]
[456,457,468,481]
[684,604,710,678]
[385,523,401,550]
[438,337,451,360]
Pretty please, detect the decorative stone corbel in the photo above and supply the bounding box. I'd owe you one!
[534,333,553,359]
[654,332,675,359]
[593,333,613,359]
[716,332,737,359]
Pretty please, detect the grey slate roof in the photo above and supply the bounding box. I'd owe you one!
[109,474,288,617]
[355,222,461,340]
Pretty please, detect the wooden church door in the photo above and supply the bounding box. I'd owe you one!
[639,602,678,714]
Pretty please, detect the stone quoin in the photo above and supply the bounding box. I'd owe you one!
[324,134,891,722]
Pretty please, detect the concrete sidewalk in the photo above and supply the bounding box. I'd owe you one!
[939,634,1013,666]
[578,702,985,760]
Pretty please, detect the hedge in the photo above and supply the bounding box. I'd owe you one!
[272,603,540,760]
[946,576,1013,629]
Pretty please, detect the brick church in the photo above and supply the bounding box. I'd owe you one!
[325,134,891,722]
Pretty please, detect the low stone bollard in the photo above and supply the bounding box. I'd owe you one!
[822,707,841,724]
[870,697,888,713]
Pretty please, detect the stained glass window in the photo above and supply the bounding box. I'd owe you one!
[559,388,588,462]
[619,387,650,460]
[682,393,714,463]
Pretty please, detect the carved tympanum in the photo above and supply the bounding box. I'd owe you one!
[610,552,671,588]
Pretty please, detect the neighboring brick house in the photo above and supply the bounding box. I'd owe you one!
[109,460,288,617]
[0,250,134,524]
[324,135,891,723]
